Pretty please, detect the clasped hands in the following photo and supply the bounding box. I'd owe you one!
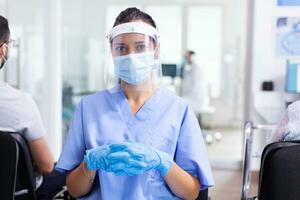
[84,141,173,176]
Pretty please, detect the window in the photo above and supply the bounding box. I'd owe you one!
[145,6,182,63]
[187,6,222,97]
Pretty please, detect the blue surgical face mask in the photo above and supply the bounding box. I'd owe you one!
[113,52,158,85]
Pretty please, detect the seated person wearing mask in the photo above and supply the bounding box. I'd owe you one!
[272,100,300,142]
[0,15,64,199]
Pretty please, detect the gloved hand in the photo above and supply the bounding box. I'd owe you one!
[84,144,111,170]
[83,143,145,173]
[106,141,174,176]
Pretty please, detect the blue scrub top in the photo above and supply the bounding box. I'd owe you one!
[56,86,214,200]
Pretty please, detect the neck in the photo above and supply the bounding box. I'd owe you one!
[120,81,156,102]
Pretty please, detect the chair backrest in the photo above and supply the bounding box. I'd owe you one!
[0,133,19,200]
[258,140,300,200]
[0,131,37,199]
[196,188,208,200]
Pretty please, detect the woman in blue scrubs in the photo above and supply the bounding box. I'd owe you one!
[56,7,214,200]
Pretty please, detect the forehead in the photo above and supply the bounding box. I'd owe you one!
[111,33,151,44]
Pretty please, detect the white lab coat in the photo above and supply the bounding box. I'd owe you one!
[180,62,210,114]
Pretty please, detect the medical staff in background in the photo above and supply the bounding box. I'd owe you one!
[180,50,211,116]
[56,7,214,200]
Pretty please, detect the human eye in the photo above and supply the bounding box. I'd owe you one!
[114,44,128,55]
[135,43,146,53]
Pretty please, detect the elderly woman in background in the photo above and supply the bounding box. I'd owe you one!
[272,101,300,142]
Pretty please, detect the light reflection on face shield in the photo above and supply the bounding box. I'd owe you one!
[0,43,8,70]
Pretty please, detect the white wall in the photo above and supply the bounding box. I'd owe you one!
[1,0,63,160]
[251,0,300,124]
[203,0,248,127]
[43,0,62,160]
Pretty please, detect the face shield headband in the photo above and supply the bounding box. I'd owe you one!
[107,22,160,44]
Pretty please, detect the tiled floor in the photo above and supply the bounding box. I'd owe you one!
[203,129,258,200]
[209,169,259,200]
[204,128,243,161]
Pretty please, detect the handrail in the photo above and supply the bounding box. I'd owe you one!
[241,122,276,200]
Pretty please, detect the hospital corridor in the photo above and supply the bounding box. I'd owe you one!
[1,0,300,200]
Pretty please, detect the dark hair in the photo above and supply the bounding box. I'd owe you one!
[0,15,10,44]
[113,7,156,28]
[187,50,195,55]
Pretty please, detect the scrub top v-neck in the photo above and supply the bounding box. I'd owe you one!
[56,86,214,200]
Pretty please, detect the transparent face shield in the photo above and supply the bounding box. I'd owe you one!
[104,22,162,92]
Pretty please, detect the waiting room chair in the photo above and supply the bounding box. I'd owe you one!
[254,140,300,200]
[0,131,37,200]
[241,122,300,200]
[0,131,72,200]
[197,188,209,200]
[0,132,20,199]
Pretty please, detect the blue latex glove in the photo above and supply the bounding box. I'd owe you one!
[83,143,149,173]
[83,144,111,170]
[107,141,174,176]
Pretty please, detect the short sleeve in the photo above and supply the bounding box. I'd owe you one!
[56,100,86,173]
[282,101,300,141]
[21,94,46,141]
[174,105,214,190]
[272,110,289,142]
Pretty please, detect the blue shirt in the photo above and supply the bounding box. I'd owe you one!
[56,86,214,200]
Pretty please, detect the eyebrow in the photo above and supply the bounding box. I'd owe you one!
[113,43,126,46]
[113,41,146,46]
[135,41,146,44]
